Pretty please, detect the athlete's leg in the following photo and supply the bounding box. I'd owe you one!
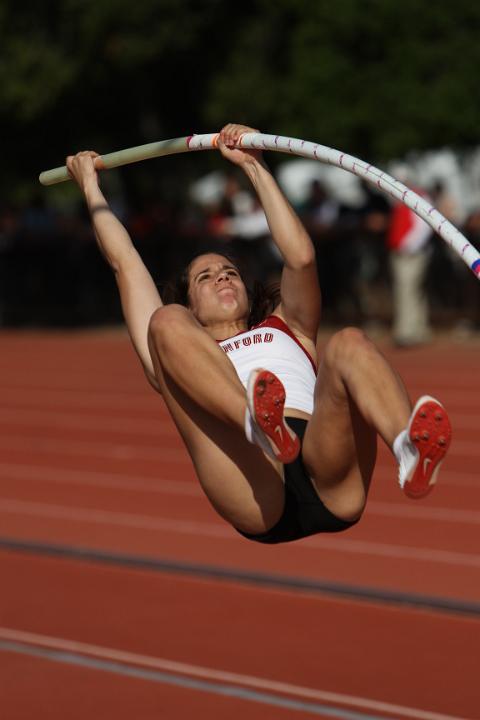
[302,327,412,521]
[147,304,285,534]
[149,304,247,430]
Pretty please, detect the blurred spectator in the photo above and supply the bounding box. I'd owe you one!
[430,180,461,224]
[354,182,391,329]
[301,179,343,320]
[427,180,479,335]
[19,193,66,325]
[301,179,390,327]
[387,172,433,347]
[209,173,281,284]
[302,179,340,233]
[452,209,480,335]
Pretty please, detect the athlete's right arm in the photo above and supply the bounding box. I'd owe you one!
[66,151,162,392]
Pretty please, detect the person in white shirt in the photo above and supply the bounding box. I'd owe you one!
[387,171,433,347]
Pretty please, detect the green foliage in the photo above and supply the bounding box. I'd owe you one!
[2,0,480,199]
[206,0,480,158]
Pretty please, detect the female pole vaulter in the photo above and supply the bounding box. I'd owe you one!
[66,123,452,544]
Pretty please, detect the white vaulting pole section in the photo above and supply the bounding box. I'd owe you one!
[39,132,480,280]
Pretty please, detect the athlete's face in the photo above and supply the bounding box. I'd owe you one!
[187,253,249,326]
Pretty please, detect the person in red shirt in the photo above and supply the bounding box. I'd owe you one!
[387,174,433,346]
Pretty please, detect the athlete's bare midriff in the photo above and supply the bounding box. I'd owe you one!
[284,408,311,421]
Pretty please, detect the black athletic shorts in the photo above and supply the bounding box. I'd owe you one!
[236,417,359,544]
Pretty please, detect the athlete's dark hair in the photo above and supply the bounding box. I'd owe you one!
[161,252,280,329]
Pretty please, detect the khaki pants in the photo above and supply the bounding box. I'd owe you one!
[390,249,431,344]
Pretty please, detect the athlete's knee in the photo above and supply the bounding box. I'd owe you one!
[330,490,367,524]
[308,473,368,524]
[148,304,192,351]
[324,327,374,368]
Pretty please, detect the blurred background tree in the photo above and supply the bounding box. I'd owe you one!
[206,0,480,158]
[1,0,479,198]
[0,0,241,199]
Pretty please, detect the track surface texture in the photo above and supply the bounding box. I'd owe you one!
[0,329,479,719]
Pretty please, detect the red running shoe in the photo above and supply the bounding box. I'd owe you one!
[246,368,300,464]
[402,395,452,499]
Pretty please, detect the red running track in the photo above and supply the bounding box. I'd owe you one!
[0,329,479,719]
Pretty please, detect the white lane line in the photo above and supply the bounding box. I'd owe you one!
[1,498,480,569]
[0,432,478,464]
[2,407,478,437]
[3,380,480,401]
[1,462,479,525]
[0,498,231,537]
[0,388,158,412]
[366,501,480,525]
[0,383,148,399]
[0,462,199,495]
[0,408,480,444]
[0,409,173,437]
[0,435,189,463]
[0,641,389,720]
[0,627,470,720]
[2,361,476,388]
[301,534,480,568]
[2,387,480,418]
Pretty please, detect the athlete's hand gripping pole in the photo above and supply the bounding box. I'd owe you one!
[39,132,480,280]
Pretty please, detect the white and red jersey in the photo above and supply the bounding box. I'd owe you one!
[219,315,317,415]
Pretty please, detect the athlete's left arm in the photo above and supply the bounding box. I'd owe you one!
[248,162,322,340]
[218,124,322,341]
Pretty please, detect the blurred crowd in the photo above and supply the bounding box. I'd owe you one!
[1,171,480,343]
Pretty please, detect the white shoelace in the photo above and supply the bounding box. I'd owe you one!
[393,429,419,486]
[244,407,275,459]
